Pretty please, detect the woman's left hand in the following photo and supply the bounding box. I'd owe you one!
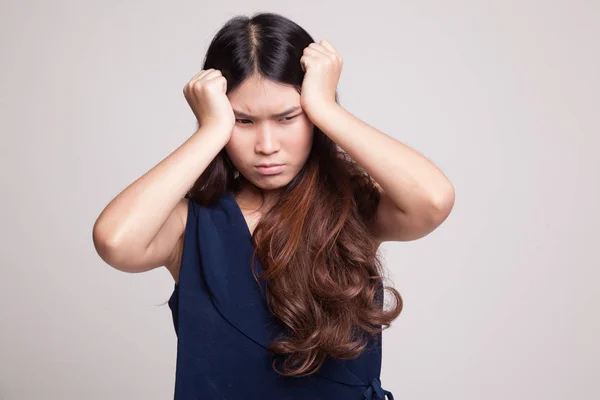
[300,40,343,121]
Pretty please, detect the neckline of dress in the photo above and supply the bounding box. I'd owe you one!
[226,191,255,242]
[174,192,253,288]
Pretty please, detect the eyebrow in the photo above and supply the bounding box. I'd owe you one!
[233,106,302,119]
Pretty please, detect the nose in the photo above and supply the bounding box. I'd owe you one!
[254,122,280,154]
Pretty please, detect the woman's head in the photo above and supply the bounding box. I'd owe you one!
[187,12,402,377]
[191,12,339,201]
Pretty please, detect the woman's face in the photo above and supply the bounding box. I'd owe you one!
[225,73,314,193]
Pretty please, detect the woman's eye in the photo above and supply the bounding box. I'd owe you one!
[236,115,298,125]
[281,115,298,123]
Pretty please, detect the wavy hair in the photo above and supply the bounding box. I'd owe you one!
[186,12,403,377]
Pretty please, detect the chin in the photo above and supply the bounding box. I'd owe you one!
[245,173,292,191]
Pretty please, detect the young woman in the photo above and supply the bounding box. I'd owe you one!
[93,12,454,400]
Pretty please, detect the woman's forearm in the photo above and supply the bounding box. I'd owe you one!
[92,127,229,254]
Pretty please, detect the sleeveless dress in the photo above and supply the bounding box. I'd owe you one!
[168,190,394,399]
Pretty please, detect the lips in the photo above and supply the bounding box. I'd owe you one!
[255,164,284,175]
[256,163,283,167]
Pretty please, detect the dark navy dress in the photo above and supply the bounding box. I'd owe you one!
[168,191,394,399]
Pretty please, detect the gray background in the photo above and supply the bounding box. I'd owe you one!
[1,0,598,399]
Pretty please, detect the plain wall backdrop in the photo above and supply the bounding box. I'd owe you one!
[1,0,598,399]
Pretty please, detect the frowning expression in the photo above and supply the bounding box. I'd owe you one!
[225,73,314,191]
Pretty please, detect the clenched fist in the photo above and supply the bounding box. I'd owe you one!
[183,69,235,136]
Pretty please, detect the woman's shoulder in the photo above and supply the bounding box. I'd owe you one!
[165,191,232,282]
[164,197,191,284]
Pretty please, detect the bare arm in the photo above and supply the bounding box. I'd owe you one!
[92,126,230,274]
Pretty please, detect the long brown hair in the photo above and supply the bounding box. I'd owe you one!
[187,12,402,377]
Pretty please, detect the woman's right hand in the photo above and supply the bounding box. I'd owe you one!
[183,69,235,136]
